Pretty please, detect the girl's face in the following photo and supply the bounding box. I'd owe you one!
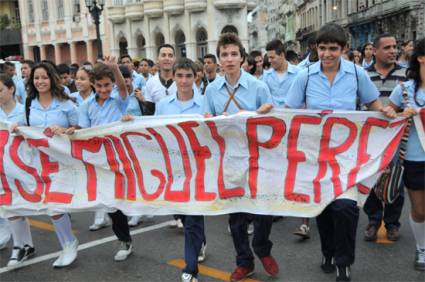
[0,81,15,105]
[75,69,92,93]
[33,67,51,94]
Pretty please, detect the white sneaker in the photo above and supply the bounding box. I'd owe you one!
[247,223,254,235]
[53,238,78,268]
[114,242,132,261]
[294,224,310,239]
[177,218,184,229]
[170,219,179,228]
[128,216,143,227]
[181,272,198,282]
[0,223,11,250]
[415,247,425,271]
[198,243,207,263]
[89,218,110,231]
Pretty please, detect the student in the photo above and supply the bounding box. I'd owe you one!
[203,54,218,83]
[203,32,278,282]
[298,37,319,68]
[3,61,26,104]
[57,64,78,93]
[194,61,206,95]
[388,38,425,271]
[361,42,374,69]
[70,66,95,107]
[138,58,153,82]
[250,50,264,79]
[397,40,414,68]
[77,57,133,261]
[286,23,396,281]
[242,54,256,75]
[262,39,300,107]
[119,55,146,91]
[20,59,35,85]
[285,50,300,65]
[9,62,80,268]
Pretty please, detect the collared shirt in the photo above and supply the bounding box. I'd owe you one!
[286,59,379,110]
[70,91,95,107]
[298,53,316,69]
[12,75,26,104]
[389,80,425,161]
[132,70,146,90]
[126,91,143,116]
[202,69,272,116]
[366,63,407,106]
[142,73,152,82]
[362,59,374,69]
[0,102,24,124]
[28,98,78,127]
[261,63,300,107]
[78,94,129,128]
[155,92,203,115]
[145,73,177,104]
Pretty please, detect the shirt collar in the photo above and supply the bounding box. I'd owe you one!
[308,59,355,75]
[218,69,248,90]
[169,91,202,106]
[32,97,61,110]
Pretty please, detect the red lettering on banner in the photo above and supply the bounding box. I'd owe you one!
[103,138,125,199]
[106,135,137,201]
[420,109,425,131]
[247,117,286,199]
[285,115,321,202]
[121,132,165,201]
[205,121,244,199]
[0,130,12,205]
[71,138,103,201]
[10,136,43,202]
[347,118,389,188]
[27,138,72,204]
[378,119,408,171]
[163,125,191,202]
[179,121,216,201]
[313,117,357,202]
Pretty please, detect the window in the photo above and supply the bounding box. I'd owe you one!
[28,0,34,23]
[41,0,49,21]
[57,0,65,19]
[73,0,81,16]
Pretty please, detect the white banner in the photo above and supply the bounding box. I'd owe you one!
[0,109,408,218]
[414,108,425,151]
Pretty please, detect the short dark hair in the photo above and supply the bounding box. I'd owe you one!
[4,61,15,68]
[173,58,196,76]
[285,50,299,62]
[56,63,70,75]
[249,50,262,58]
[157,44,175,55]
[0,74,15,96]
[373,33,395,49]
[92,63,115,83]
[316,23,347,48]
[244,54,257,75]
[81,61,93,67]
[141,58,150,65]
[21,59,35,68]
[265,39,286,55]
[147,59,154,67]
[120,54,132,62]
[216,32,245,61]
[203,54,217,64]
[118,64,132,79]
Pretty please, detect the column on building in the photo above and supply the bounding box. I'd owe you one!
[87,40,94,63]
[23,44,33,61]
[54,44,62,64]
[126,19,137,58]
[70,42,77,64]
[40,45,47,61]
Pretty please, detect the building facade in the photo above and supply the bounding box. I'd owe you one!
[18,0,112,64]
[106,0,255,60]
[248,1,269,51]
[0,0,22,59]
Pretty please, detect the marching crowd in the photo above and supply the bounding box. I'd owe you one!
[0,23,424,282]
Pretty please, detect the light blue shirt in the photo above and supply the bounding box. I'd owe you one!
[78,94,129,128]
[389,80,425,161]
[155,92,203,116]
[261,63,300,107]
[70,91,95,107]
[286,59,379,110]
[0,102,24,124]
[126,91,143,116]
[132,70,146,90]
[298,54,314,69]
[28,98,78,127]
[12,75,26,104]
[202,70,272,116]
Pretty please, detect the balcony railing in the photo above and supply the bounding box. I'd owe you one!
[144,0,163,18]
[107,5,126,23]
[125,3,144,20]
[164,0,184,15]
[184,0,207,12]
[214,0,246,10]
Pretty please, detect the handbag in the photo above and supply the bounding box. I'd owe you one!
[374,83,412,204]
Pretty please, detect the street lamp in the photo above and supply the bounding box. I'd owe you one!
[85,0,105,59]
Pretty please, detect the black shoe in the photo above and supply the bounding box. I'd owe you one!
[336,265,351,281]
[23,244,36,259]
[321,256,335,273]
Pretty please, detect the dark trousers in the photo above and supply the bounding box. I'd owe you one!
[316,199,359,266]
[108,210,131,243]
[181,215,206,276]
[229,213,273,268]
[363,188,404,230]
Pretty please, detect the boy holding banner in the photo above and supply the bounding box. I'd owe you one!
[203,32,278,282]
[286,23,396,281]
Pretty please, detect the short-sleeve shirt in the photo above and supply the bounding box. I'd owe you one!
[155,92,203,116]
[389,80,425,161]
[0,102,24,124]
[132,70,146,90]
[13,75,26,104]
[286,59,380,110]
[202,69,272,116]
[70,91,95,107]
[145,73,177,104]
[28,98,78,127]
[261,63,300,107]
[78,94,129,128]
[126,91,143,116]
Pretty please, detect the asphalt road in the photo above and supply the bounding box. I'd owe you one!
[0,201,424,282]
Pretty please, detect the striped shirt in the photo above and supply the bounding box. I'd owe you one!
[366,63,407,106]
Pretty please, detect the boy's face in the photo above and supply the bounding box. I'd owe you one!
[374,37,397,65]
[267,50,285,70]
[174,68,195,95]
[60,73,71,85]
[94,77,113,100]
[157,47,175,72]
[203,58,217,74]
[255,55,263,72]
[219,44,243,76]
[318,42,344,69]
[21,63,31,79]
[138,61,150,74]
[121,57,134,71]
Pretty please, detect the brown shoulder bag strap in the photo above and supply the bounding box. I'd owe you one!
[223,84,242,113]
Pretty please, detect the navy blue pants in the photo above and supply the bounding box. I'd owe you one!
[316,199,359,266]
[181,215,206,276]
[363,188,404,230]
[229,213,273,268]
[108,210,131,243]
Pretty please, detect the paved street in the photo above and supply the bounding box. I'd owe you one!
[1,201,424,282]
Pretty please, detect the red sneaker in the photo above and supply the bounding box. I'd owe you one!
[230,265,255,282]
[260,255,279,277]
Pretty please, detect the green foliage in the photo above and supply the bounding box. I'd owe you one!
[0,14,11,30]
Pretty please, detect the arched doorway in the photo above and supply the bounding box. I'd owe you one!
[119,37,128,57]
[136,33,146,58]
[196,28,207,60]
[155,32,165,57]
[175,30,186,58]
[221,25,238,35]
[33,46,41,62]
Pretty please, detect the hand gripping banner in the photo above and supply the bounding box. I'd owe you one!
[0,109,408,218]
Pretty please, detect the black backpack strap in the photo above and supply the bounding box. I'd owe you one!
[25,97,32,126]
[353,63,361,110]
[303,65,310,106]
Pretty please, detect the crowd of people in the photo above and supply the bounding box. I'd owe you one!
[0,22,424,282]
